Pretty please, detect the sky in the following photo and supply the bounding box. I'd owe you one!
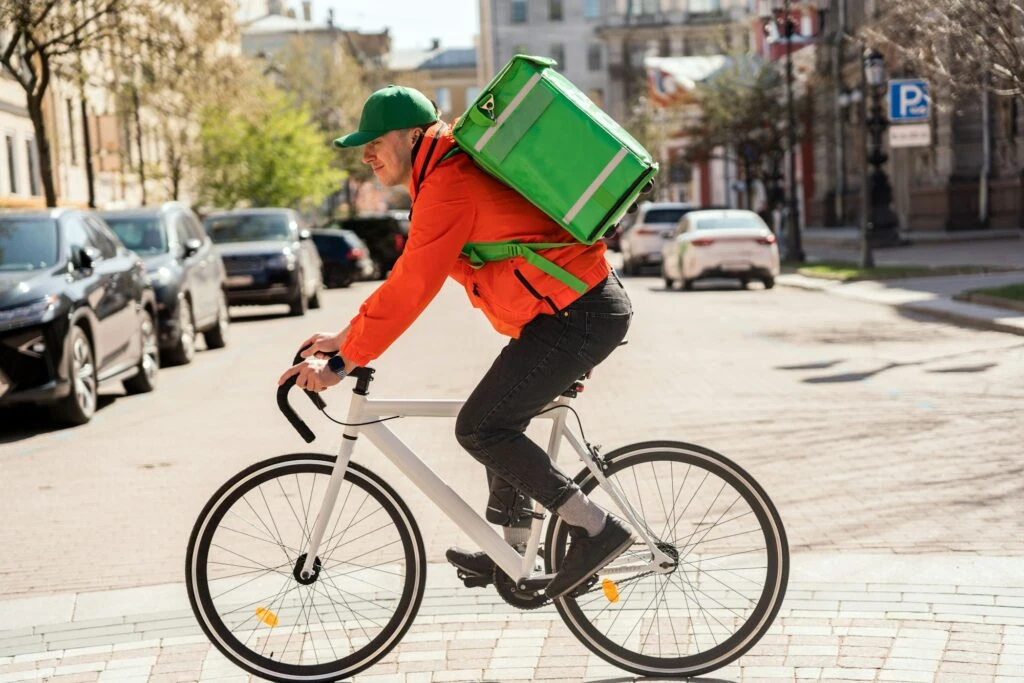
[313,0,480,51]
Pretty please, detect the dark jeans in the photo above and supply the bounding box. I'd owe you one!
[455,272,632,525]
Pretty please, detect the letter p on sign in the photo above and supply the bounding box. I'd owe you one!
[889,80,930,122]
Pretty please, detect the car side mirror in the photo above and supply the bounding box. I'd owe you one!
[298,229,312,241]
[75,246,101,270]
[183,238,203,258]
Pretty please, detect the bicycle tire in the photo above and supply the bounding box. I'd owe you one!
[544,440,788,677]
[186,453,426,682]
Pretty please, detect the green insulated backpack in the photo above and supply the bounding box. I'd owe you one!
[450,54,659,293]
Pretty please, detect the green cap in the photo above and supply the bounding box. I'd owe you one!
[333,85,438,148]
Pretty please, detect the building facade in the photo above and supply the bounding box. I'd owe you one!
[811,0,1024,233]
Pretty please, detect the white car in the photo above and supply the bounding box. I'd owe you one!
[661,209,780,290]
[618,202,696,274]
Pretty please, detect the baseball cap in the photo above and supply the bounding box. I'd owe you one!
[333,85,439,148]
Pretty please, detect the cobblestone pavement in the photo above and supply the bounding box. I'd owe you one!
[2,271,1022,682]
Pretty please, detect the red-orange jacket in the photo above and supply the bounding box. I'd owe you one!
[341,121,610,367]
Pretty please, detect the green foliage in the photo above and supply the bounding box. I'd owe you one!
[195,83,343,210]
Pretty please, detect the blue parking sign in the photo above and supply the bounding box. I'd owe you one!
[889,80,930,122]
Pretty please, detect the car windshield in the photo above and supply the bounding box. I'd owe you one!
[104,217,167,254]
[206,214,292,243]
[644,208,689,224]
[695,216,765,231]
[0,218,59,271]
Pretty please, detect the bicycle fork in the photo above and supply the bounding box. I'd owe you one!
[297,396,363,581]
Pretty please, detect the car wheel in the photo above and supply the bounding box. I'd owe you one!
[740,278,750,290]
[683,279,694,291]
[762,276,776,290]
[124,309,159,395]
[204,290,230,350]
[664,276,674,290]
[52,326,97,425]
[288,278,307,317]
[309,280,323,309]
[166,296,196,365]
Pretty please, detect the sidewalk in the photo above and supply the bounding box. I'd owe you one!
[1,553,1023,682]
[783,233,1024,337]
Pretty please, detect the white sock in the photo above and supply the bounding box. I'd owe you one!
[556,490,607,537]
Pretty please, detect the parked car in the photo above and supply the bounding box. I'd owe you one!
[661,209,780,291]
[618,202,698,274]
[310,229,375,288]
[203,209,323,317]
[100,203,228,365]
[0,209,159,425]
[332,213,410,279]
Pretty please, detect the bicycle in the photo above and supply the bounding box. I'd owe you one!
[186,348,789,681]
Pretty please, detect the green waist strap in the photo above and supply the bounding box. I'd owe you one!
[461,241,588,294]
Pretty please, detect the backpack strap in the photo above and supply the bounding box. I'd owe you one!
[461,241,588,294]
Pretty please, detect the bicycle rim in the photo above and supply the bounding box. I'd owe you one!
[186,454,425,682]
[545,441,788,677]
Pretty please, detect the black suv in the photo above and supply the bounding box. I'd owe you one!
[101,203,229,365]
[204,209,323,317]
[0,209,159,425]
[332,212,409,279]
[310,229,375,288]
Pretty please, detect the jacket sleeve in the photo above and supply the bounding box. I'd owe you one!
[341,180,475,367]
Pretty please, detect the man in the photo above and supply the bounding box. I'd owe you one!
[278,85,634,599]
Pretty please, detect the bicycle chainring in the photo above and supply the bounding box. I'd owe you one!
[493,569,549,610]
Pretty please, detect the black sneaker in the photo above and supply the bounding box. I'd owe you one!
[445,547,496,578]
[546,515,635,599]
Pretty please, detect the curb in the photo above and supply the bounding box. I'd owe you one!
[777,275,1024,337]
[954,291,1024,314]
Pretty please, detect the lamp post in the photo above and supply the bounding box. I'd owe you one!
[862,48,900,252]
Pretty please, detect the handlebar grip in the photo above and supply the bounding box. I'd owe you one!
[292,347,330,411]
[277,376,316,443]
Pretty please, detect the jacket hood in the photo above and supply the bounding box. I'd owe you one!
[408,120,458,202]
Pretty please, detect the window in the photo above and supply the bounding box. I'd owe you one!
[465,86,482,105]
[434,87,452,115]
[688,0,719,12]
[549,0,563,20]
[63,216,92,258]
[4,135,16,194]
[550,44,565,69]
[511,0,527,23]
[588,44,603,71]
[25,139,39,197]
[66,99,77,165]
[585,0,602,19]
[85,217,119,258]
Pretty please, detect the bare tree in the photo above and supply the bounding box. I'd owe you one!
[0,0,125,206]
[865,0,1024,96]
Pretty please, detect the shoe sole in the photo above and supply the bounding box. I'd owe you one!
[549,533,636,600]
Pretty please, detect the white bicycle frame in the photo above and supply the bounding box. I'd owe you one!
[298,385,674,585]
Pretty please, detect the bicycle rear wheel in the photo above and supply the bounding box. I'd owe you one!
[186,453,425,682]
[545,440,788,678]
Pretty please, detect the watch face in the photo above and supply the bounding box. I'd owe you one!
[328,355,346,375]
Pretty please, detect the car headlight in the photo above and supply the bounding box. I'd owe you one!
[0,295,60,328]
[149,266,173,286]
[266,253,296,270]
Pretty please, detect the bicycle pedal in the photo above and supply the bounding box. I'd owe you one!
[459,572,493,588]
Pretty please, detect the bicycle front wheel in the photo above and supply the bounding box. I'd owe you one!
[186,454,426,682]
[545,440,788,678]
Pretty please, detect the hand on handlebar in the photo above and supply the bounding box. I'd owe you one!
[277,357,342,393]
[299,327,348,360]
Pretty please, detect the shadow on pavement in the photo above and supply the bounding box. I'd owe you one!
[227,306,292,323]
[583,677,736,683]
[0,395,117,445]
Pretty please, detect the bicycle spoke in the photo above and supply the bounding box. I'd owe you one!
[240,496,292,564]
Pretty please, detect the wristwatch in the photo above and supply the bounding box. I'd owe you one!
[326,354,347,378]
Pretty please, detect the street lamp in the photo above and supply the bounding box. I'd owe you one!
[861,48,900,253]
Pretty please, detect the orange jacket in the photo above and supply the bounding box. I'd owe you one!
[341,121,610,367]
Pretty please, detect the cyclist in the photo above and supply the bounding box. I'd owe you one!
[278,85,634,598]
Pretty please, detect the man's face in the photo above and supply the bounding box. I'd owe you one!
[362,129,419,187]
